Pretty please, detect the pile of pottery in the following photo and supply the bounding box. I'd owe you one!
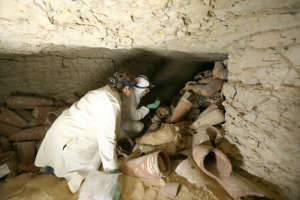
[120,61,272,199]
[0,95,73,176]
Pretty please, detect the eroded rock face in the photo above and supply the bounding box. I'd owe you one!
[0,0,298,54]
[0,0,299,199]
[0,54,115,100]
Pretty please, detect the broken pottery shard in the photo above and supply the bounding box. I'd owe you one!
[0,121,21,137]
[121,151,171,178]
[192,145,232,181]
[0,107,28,128]
[193,70,212,81]
[182,135,193,149]
[53,99,67,107]
[197,77,215,84]
[212,62,228,80]
[148,115,162,132]
[169,92,193,123]
[187,108,201,121]
[200,104,218,117]
[219,172,267,200]
[6,95,54,109]
[184,84,204,96]
[15,109,49,127]
[204,92,223,107]
[0,151,18,177]
[147,122,161,132]
[15,109,34,123]
[9,126,48,142]
[133,141,185,155]
[46,106,68,125]
[162,182,180,199]
[148,107,171,132]
[132,144,156,155]
[64,95,80,105]
[185,81,197,86]
[136,124,180,146]
[191,145,269,200]
[189,72,221,95]
[201,78,224,97]
[175,158,213,188]
[184,81,198,90]
[193,125,222,147]
[29,106,67,127]
[29,106,60,126]
[32,106,56,120]
[156,106,170,119]
[0,136,11,153]
[13,141,36,164]
[134,124,185,154]
[151,115,162,124]
[0,163,10,178]
[27,118,48,127]
[190,105,225,129]
[177,149,192,157]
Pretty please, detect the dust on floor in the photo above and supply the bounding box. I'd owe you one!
[0,173,78,200]
[0,172,230,200]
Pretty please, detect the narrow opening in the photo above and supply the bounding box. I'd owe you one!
[204,151,220,177]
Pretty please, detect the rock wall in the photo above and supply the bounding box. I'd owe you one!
[0,52,117,103]
[0,48,221,103]
[0,0,299,199]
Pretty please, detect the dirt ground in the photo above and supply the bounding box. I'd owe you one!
[0,170,231,200]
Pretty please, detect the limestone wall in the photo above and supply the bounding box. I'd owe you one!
[0,48,220,103]
[0,0,299,199]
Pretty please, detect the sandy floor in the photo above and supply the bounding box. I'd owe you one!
[0,171,231,200]
[0,173,77,200]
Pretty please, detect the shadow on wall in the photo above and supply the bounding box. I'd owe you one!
[218,138,244,169]
[117,49,224,105]
[0,45,227,104]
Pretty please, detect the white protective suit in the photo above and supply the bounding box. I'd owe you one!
[118,83,150,139]
[35,85,121,193]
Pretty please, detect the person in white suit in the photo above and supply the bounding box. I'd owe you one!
[118,75,160,139]
[35,72,135,193]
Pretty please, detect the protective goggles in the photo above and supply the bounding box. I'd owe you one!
[109,72,135,87]
[123,81,135,87]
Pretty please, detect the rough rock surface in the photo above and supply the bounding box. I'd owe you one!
[0,0,299,199]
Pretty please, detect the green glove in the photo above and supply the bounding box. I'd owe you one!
[107,169,120,174]
[147,100,160,109]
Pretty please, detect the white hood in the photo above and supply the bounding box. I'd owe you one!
[134,75,150,104]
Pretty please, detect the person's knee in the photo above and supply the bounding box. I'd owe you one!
[123,120,144,134]
[136,122,144,133]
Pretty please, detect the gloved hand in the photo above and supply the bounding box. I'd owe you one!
[107,169,120,174]
[147,99,160,109]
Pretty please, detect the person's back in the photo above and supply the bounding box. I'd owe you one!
[35,85,121,192]
[35,72,135,193]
